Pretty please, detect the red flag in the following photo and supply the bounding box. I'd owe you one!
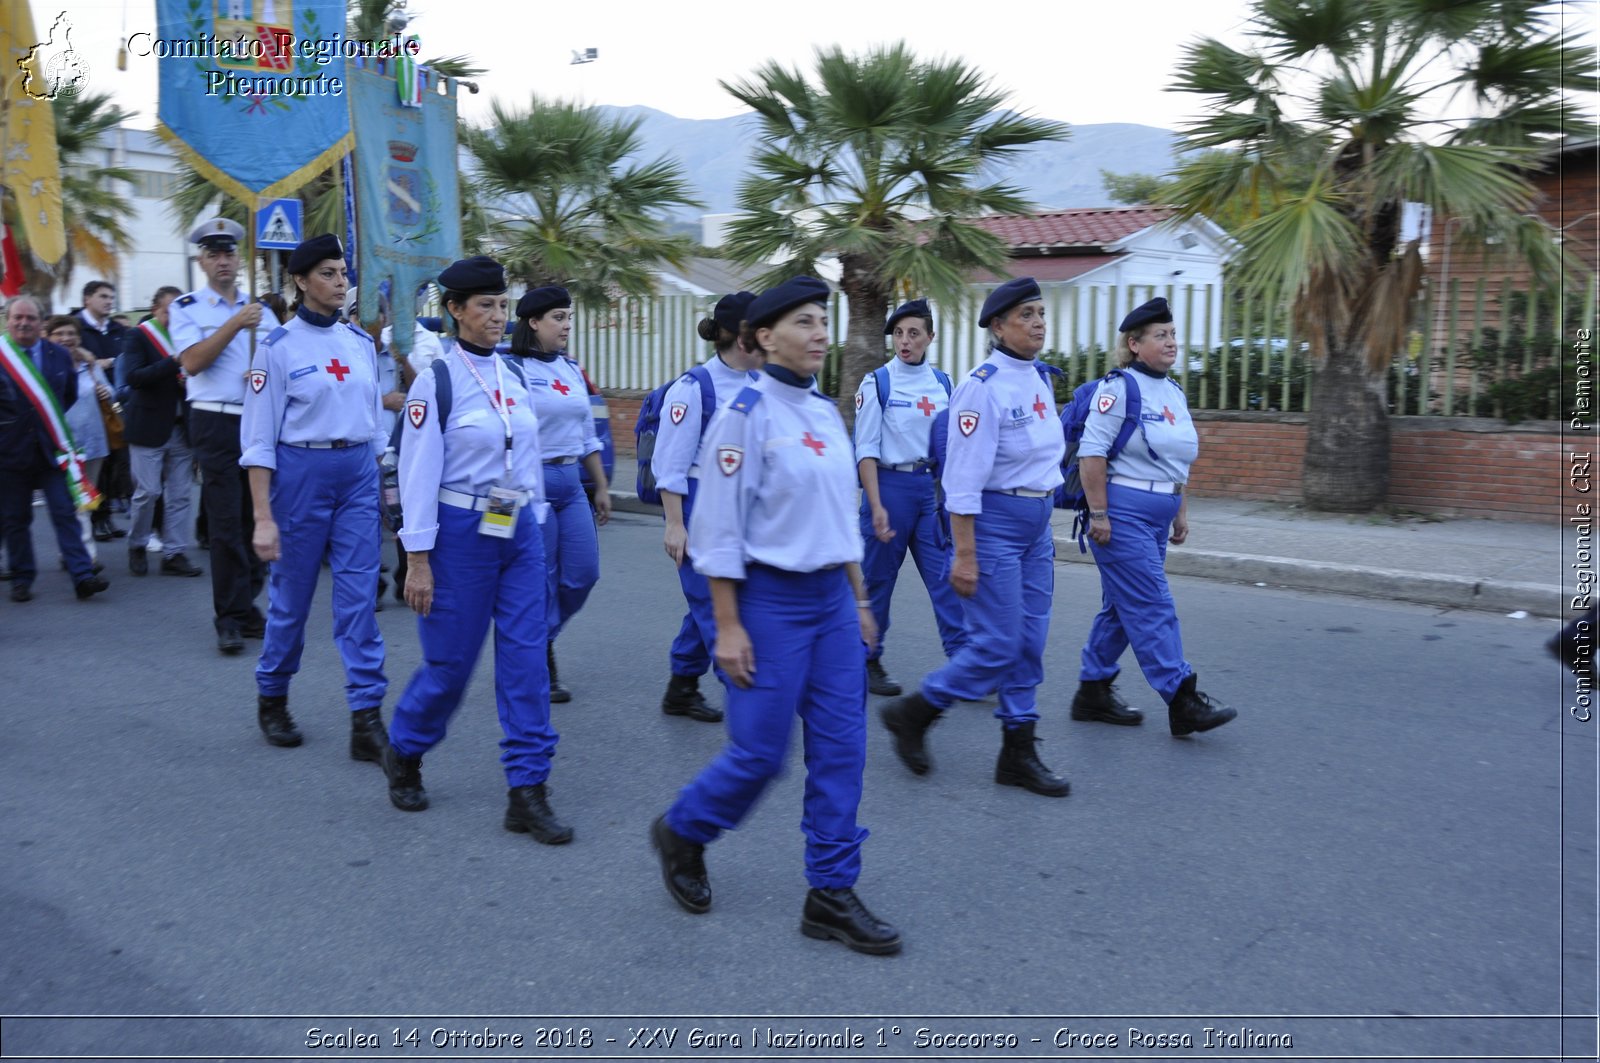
[0,224,23,297]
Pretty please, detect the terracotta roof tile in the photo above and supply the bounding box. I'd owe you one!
[975,207,1175,250]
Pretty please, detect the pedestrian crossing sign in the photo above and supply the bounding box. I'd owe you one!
[256,199,302,250]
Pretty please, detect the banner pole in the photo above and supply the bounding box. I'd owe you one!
[247,205,257,361]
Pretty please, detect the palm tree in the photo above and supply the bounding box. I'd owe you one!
[1168,0,1593,511]
[719,44,1069,417]
[460,96,700,301]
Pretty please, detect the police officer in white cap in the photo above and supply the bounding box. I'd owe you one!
[172,218,275,654]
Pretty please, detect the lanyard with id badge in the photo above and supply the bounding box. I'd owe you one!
[457,349,522,539]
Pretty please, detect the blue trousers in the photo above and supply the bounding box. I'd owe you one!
[540,461,599,639]
[666,565,869,890]
[256,445,387,709]
[666,485,727,686]
[389,503,556,788]
[1080,482,1192,703]
[0,461,95,588]
[860,467,966,662]
[922,492,1054,725]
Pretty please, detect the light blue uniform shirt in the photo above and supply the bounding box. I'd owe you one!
[941,351,1065,515]
[518,352,599,461]
[653,355,758,497]
[688,372,863,580]
[852,358,949,465]
[397,343,549,553]
[240,311,386,469]
[168,287,276,405]
[1079,370,1200,483]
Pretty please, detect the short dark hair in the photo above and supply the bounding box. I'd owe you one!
[151,285,183,307]
[44,314,80,337]
[82,280,114,300]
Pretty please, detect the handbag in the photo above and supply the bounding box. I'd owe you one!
[98,394,125,450]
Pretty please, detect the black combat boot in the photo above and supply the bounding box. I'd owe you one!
[504,783,574,845]
[1168,673,1236,736]
[257,694,302,748]
[1070,676,1144,725]
[994,722,1071,797]
[349,707,389,763]
[865,658,902,696]
[661,673,722,723]
[650,815,711,913]
[382,745,427,811]
[879,691,940,775]
[547,642,571,703]
[800,888,902,955]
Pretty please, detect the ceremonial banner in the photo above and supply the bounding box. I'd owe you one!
[1,0,67,266]
[348,61,460,356]
[154,0,352,207]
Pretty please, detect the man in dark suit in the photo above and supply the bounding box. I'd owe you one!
[75,281,131,541]
[0,295,110,602]
[119,285,200,577]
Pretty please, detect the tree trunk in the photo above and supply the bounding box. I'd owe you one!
[836,251,891,431]
[1302,346,1390,512]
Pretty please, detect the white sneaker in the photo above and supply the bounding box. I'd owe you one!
[147,535,164,552]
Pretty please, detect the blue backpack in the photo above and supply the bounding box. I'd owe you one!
[872,365,952,410]
[1059,368,1156,550]
[634,364,717,505]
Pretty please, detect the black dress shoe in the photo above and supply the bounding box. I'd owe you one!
[547,641,571,703]
[160,553,203,577]
[92,525,114,543]
[1168,673,1237,737]
[661,673,723,723]
[128,546,148,576]
[880,691,940,775]
[650,814,711,913]
[10,584,33,603]
[800,887,901,955]
[1070,677,1144,725]
[217,626,245,655]
[349,707,389,763]
[257,694,303,747]
[382,745,428,811]
[240,614,267,639]
[74,575,110,600]
[866,658,902,696]
[995,721,1071,797]
[505,783,574,844]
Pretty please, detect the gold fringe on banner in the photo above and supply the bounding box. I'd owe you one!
[155,125,354,213]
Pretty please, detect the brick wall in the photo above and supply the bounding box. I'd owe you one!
[608,393,646,456]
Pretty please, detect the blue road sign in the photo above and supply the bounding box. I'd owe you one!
[257,199,303,250]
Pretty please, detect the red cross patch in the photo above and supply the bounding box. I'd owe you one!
[406,399,427,428]
[1096,393,1116,414]
[957,410,980,437]
[248,369,267,394]
[669,402,688,425]
[854,391,864,411]
[716,444,743,476]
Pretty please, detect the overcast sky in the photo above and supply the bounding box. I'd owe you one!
[30,0,1600,133]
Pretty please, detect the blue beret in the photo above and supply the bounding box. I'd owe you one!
[286,233,343,275]
[978,277,1042,328]
[516,285,571,319]
[884,297,934,335]
[712,291,756,335]
[1119,297,1173,333]
[437,256,507,296]
[746,276,830,330]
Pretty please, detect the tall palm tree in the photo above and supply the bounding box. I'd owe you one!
[461,96,700,302]
[720,44,1069,417]
[1169,0,1592,511]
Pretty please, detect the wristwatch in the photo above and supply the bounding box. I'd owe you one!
[1089,510,1109,519]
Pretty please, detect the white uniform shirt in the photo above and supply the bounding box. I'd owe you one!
[397,344,549,553]
[652,356,758,497]
[239,311,386,469]
[941,351,1066,515]
[168,287,276,405]
[381,322,445,373]
[688,372,863,580]
[517,352,599,461]
[852,358,950,465]
[1079,369,1200,483]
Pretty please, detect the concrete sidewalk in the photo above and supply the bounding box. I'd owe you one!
[604,456,1569,617]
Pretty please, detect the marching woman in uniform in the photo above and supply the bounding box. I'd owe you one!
[652,290,761,724]
[852,298,966,697]
[1073,297,1236,736]
[508,286,610,704]
[880,277,1071,797]
[240,234,389,754]
[650,276,900,956]
[384,256,571,845]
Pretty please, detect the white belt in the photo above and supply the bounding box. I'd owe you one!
[190,400,243,415]
[544,456,578,466]
[879,460,931,473]
[286,439,365,450]
[1109,475,1183,495]
[438,488,530,512]
[992,487,1054,498]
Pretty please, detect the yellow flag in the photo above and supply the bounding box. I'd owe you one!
[1,0,66,266]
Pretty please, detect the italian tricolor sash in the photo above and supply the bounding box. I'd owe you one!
[138,318,176,359]
[0,334,102,512]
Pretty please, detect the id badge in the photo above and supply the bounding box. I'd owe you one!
[478,486,521,539]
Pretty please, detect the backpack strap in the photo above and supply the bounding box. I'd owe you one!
[932,367,952,396]
[874,366,891,410]
[386,355,454,453]
[685,363,717,436]
[1105,368,1158,462]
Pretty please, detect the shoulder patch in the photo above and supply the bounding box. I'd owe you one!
[262,326,289,346]
[248,368,268,394]
[971,364,996,381]
[175,294,197,307]
[728,386,762,414]
[405,399,427,429]
[957,410,980,436]
[715,444,744,476]
[854,391,864,411]
[1096,393,1117,414]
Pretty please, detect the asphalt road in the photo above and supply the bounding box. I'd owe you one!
[1,512,1593,1063]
